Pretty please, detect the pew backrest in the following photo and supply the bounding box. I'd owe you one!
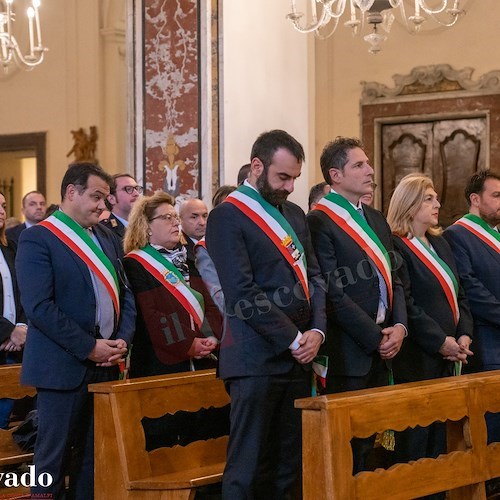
[296,371,500,500]
[89,369,230,499]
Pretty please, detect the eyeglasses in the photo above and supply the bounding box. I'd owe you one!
[121,185,144,195]
[149,213,180,223]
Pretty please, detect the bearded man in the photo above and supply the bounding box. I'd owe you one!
[206,130,326,500]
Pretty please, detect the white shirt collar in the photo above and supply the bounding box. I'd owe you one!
[330,188,361,210]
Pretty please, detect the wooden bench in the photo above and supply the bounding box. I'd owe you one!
[296,370,500,500]
[89,369,230,500]
[0,363,36,496]
[0,364,36,468]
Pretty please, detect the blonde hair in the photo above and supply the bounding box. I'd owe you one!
[124,191,175,253]
[387,173,442,237]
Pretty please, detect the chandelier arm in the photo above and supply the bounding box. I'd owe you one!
[417,0,449,15]
[425,10,462,27]
[315,17,340,39]
[325,0,350,19]
[288,4,333,34]
[0,33,14,65]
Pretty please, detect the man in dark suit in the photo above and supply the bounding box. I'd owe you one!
[100,173,143,240]
[6,190,46,244]
[307,137,407,471]
[16,163,136,499]
[206,130,326,500]
[443,170,500,443]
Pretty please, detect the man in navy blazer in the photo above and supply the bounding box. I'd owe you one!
[206,130,326,499]
[443,170,500,443]
[307,137,407,471]
[16,163,136,499]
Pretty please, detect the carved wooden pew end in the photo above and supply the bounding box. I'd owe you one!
[89,369,230,500]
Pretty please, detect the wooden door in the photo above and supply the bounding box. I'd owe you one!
[381,118,487,227]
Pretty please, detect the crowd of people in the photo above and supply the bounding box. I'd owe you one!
[0,130,499,499]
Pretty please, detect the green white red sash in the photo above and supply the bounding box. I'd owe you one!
[126,245,205,329]
[455,213,500,254]
[400,236,460,325]
[315,193,393,307]
[225,185,310,301]
[39,210,120,318]
[195,237,207,250]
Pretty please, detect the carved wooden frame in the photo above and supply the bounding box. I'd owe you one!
[0,132,47,196]
[360,64,500,209]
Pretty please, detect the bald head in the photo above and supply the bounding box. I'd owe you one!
[179,198,208,240]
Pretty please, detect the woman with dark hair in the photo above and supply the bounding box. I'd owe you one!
[387,174,473,473]
[123,191,221,377]
[0,192,27,427]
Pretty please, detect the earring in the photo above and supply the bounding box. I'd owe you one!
[148,231,152,236]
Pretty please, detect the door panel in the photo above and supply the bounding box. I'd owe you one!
[381,118,486,227]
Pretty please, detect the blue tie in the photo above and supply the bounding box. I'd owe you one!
[357,208,388,311]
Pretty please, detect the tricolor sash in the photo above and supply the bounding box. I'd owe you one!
[455,213,500,254]
[315,193,393,307]
[195,237,207,250]
[400,236,460,325]
[126,245,205,329]
[40,211,121,318]
[225,185,310,301]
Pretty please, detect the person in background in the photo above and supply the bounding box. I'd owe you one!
[207,130,326,499]
[6,191,46,244]
[195,185,237,313]
[237,163,251,186]
[308,181,329,211]
[179,198,209,276]
[443,170,500,446]
[16,163,136,499]
[0,191,27,428]
[123,192,221,378]
[387,174,473,479]
[101,174,143,240]
[44,203,60,219]
[360,182,377,206]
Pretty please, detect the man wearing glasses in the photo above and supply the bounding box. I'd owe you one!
[101,174,143,239]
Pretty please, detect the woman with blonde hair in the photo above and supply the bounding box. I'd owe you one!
[123,191,221,377]
[387,173,473,472]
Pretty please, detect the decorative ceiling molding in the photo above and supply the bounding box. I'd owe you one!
[361,64,500,103]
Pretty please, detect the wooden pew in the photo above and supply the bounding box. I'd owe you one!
[89,369,230,500]
[296,371,500,500]
[0,364,35,468]
[0,364,36,496]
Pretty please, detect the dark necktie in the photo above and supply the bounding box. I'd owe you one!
[357,207,388,310]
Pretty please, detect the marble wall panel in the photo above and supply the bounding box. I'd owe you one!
[143,0,200,200]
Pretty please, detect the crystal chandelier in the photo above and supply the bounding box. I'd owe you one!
[287,0,465,54]
[0,0,47,71]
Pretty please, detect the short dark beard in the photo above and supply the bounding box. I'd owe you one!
[256,172,290,206]
[479,209,500,228]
